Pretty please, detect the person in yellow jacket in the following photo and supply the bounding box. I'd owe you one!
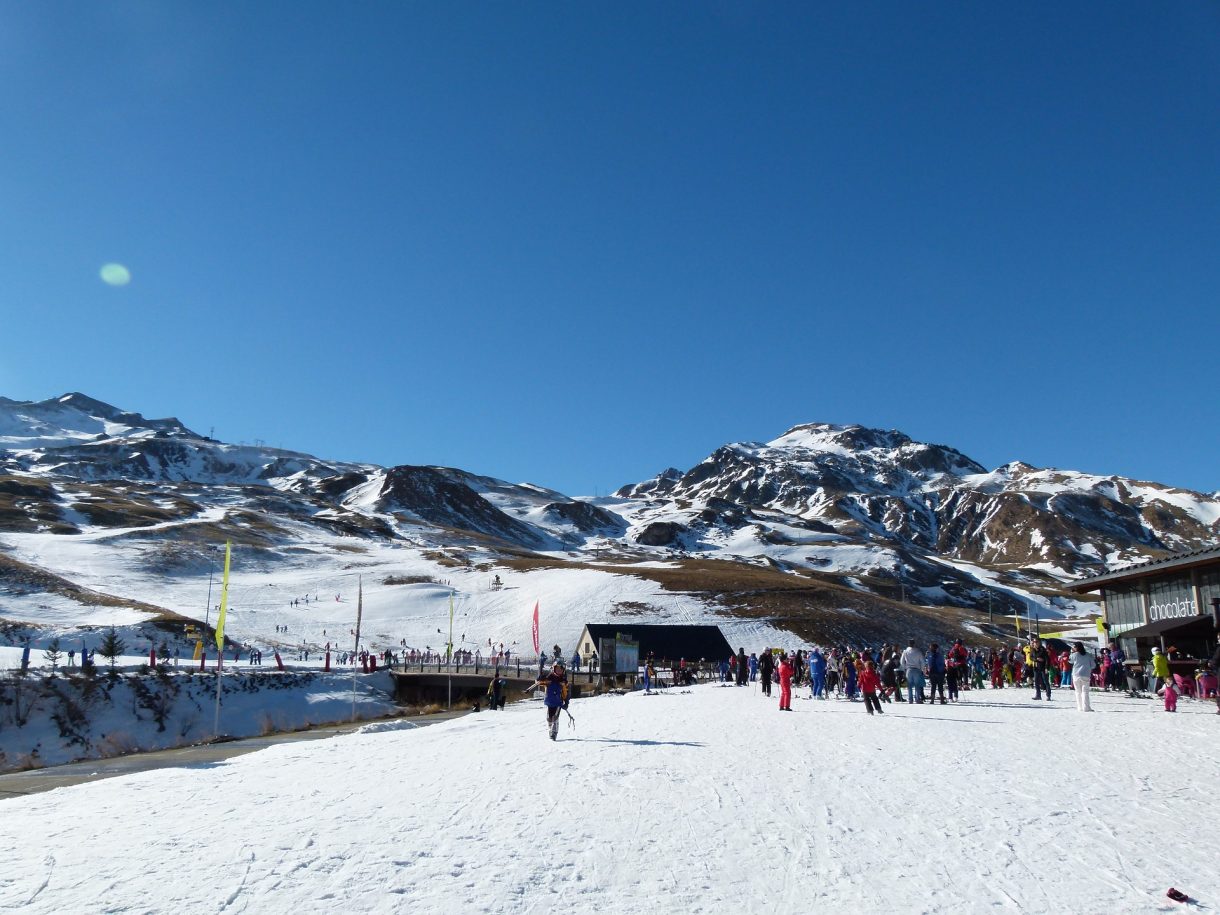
[1151,647,1171,694]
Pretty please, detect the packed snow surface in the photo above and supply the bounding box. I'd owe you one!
[2,682,1217,913]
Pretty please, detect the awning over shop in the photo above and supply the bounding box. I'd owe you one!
[1114,615,1214,641]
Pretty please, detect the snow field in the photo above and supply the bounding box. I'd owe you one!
[1,682,1216,913]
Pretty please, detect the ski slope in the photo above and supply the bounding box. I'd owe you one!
[2,682,1216,913]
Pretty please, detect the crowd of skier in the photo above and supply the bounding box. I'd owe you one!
[716,637,1220,716]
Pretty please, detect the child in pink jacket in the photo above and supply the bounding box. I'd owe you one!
[1163,677,1178,712]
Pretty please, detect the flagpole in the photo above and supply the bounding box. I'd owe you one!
[448,590,455,710]
[213,541,231,738]
[351,575,363,723]
[531,600,540,672]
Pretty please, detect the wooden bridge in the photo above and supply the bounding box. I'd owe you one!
[388,661,600,707]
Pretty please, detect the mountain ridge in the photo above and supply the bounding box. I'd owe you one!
[2,392,1217,651]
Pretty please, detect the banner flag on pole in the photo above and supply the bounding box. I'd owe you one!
[354,577,363,653]
[214,541,231,651]
[531,601,540,655]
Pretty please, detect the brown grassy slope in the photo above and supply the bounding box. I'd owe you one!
[0,552,188,623]
[0,475,79,534]
[502,556,1003,647]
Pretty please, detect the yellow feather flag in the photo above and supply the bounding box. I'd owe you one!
[214,541,231,651]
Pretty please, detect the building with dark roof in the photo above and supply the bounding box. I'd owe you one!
[575,623,733,665]
[1068,545,1220,664]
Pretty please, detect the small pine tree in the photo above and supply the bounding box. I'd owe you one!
[98,626,126,675]
[43,637,62,673]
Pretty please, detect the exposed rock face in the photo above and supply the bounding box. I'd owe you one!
[541,500,625,535]
[635,521,689,547]
[376,466,552,549]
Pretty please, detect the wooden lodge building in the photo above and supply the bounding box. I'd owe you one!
[1068,545,1220,668]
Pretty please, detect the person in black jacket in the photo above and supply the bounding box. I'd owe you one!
[487,670,507,710]
[736,648,749,687]
[758,649,774,697]
[1030,637,1052,701]
[881,652,904,703]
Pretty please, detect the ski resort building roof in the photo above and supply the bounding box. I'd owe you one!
[1068,544,1220,591]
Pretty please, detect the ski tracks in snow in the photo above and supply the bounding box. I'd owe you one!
[2,684,1218,913]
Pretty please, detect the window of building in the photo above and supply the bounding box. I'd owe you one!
[1198,569,1220,618]
[1103,583,1145,636]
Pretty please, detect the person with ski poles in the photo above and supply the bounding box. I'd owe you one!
[537,661,570,740]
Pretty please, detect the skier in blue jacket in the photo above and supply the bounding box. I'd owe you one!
[537,662,569,740]
[809,649,827,699]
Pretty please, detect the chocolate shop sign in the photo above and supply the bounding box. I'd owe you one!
[1148,595,1199,622]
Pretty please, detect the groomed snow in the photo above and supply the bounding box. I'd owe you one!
[2,682,1216,912]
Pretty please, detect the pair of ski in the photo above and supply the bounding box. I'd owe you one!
[526,681,576,736]
[548,707,576,739]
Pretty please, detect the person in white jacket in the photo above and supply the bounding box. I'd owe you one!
[1071,642,1096,712]
[899,640,926,703]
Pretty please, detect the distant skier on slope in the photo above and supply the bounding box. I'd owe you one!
[537,661,570,740]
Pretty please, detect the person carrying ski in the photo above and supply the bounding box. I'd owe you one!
[537,662,569,740]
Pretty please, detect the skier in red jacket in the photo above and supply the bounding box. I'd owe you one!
[778,653,794,711]
[858,660,884,715]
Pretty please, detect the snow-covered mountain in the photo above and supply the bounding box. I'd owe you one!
[2,395,1217,654]
[614,422,1220,586]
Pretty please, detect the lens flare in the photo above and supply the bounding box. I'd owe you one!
[100,263,132,286]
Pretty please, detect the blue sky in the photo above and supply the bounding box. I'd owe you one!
[2,3,1218,496]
